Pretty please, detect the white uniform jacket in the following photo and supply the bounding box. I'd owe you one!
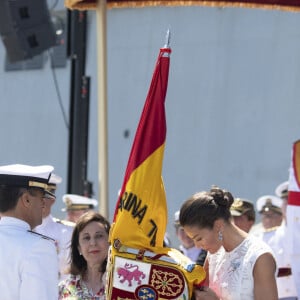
[0,217,58,300]
[35,214,74,280]
[268,223,298,299]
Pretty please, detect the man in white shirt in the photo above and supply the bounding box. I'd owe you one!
[35,173,74,280]
[0,164,58,300]
[272,181,298,300]
[62,193,98,223]
[252,195,284,245]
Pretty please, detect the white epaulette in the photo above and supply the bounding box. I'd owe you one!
[28,230,55,242]
[53,217,75,227]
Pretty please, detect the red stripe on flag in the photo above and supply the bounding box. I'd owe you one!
[288,191,300,206]
[293,140,300,187]
[126,54,169,172]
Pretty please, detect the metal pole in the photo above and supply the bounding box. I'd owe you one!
[96,0,109,218]
[67,10,91,195]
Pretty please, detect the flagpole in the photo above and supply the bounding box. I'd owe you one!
[164,28,171,48]
[96,0,109,218]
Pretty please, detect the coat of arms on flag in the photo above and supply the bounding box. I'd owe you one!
[107,240,203,299]
[105,33,206,299]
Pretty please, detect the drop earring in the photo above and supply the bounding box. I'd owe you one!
[218,231,223,241]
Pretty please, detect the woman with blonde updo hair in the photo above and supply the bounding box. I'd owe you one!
[180,186,278,300]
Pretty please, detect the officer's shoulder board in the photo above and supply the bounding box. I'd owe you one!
[53,217,75,227]
[28,230,55,242]
[263,226,279,233]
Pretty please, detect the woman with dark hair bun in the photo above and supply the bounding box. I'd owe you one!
[58,211,110,299]
[180,186,278,300]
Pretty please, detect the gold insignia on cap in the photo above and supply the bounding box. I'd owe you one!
[28,181,48,190]
[65,197,72,208]
[265,198,273,205]
[47,184,57,190]
[231,199,244,209]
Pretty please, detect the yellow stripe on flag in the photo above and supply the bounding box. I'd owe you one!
[111,144,167,249]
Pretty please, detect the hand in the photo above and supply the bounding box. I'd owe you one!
[193,286,219,300]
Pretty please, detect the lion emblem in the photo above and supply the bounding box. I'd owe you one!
[117,263,146,287]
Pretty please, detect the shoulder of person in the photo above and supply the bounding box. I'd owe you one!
[53,217,75,227]
[28,230,55,242]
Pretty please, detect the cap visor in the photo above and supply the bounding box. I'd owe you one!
[45,190,56,199]
[230,210,242,216]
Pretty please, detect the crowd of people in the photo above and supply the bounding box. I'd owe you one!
[0,163,298,299]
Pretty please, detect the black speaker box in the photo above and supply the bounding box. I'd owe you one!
[0,0,57,62]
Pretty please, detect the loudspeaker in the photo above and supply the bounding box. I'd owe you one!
[0,0,57,62]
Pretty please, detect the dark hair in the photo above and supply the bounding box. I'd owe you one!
[179,186,234,229]
[0,186,43,212]
[244,209,256,222]
[69,211,110,276]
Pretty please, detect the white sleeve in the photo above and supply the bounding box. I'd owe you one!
[58,227,72,279]
[20,238,59,300]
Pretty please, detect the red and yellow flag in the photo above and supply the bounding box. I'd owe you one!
[110,46,170,250]
[287,140,300,297]
[106,43,205,299]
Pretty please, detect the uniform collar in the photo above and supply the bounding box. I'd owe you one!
[0,216,30,230]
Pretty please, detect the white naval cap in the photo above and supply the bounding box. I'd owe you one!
[45,173,63,199]
[0,164,53,191]
[256,195,283,214]
[62,194,98,211]
[275,181,289,200]
[174,210,180,225]
[49,173,62,185]
[230,198,255,219]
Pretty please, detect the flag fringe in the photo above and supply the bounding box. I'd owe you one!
[65,0,300,12]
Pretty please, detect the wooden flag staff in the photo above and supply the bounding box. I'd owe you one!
[96,0,109,218]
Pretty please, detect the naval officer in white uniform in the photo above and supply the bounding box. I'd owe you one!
[272,181,298,300]
[62,193,98,223]
[34,173,74,280]
[0,164,58,300]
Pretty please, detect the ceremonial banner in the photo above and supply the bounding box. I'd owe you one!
[65,0,300,11]
[106,42,206,299]
[111,46,170,251]
[287,140,300,298]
